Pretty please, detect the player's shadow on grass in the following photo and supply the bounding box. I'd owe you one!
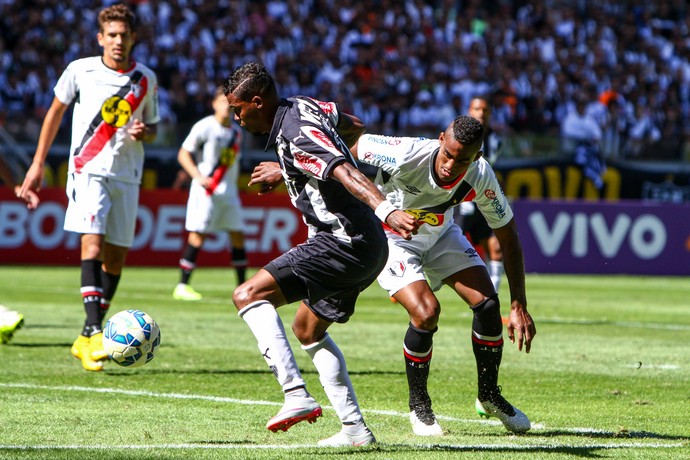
[534,428,690,442]
[105,368,404,377]
[9,342,73,348]
[380,443,681,457]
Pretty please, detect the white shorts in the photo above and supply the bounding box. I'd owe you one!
[377,223,485,295]
[64,173,139,247]
[185,185,244,233]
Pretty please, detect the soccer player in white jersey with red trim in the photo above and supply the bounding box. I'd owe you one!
[173,87,247,301]
[19,4,159,372]
[352,115,536,436]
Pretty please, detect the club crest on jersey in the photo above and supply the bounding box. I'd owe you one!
[405,209,442,226]
[293,151,325,176]
[388,260,406,277]
[131,82,142,98]
[101,96,132,128]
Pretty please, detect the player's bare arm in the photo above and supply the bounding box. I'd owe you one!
[128,119,157,143]
[19,97,69,200]
[248,161,283,195]
[329,162,418,240]
[0,157,39,209]
[336,113,366,149]
[493,218,536,353]
[177,148,210,189]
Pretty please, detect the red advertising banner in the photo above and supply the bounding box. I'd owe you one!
[0,187,307,267]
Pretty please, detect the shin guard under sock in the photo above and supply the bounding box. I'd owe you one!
[471,295,504,399]
[81,259,102,331]
[403,322,437,410]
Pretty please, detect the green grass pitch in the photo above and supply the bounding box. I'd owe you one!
[1,266,688,459]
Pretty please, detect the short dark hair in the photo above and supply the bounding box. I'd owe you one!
[224,62,277,101]
[98,3,136,33]
[451,115,484,146]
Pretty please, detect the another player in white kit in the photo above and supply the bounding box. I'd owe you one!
[173,87,247,301]
[352,115,536,435]
[19,4,159,371]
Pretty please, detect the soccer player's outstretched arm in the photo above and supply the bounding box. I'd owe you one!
[330,162,418,240]
[493,218,536,353]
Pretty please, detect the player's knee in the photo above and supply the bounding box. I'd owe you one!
[231,282,254,310]
[408,297,441,330]
[471,294,502,336]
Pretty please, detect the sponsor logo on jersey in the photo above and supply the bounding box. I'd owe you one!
[312,99,336,114]
[294,151,324,176]
[485,188,506,218]
[101,96,132,128]
[308,128,335,150]
[405,209,443,226]
[362,151,396,166]
[404,185,422,195]
[366,135,402,146]
[465,247,479,258]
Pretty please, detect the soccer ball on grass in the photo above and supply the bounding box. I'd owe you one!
[103,309,160,367]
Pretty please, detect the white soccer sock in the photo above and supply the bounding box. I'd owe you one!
[489,260,504,292]
[238,300,306,392]
[302,333,363,425]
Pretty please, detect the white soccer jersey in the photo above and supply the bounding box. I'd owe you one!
[356,134,513,239]
[181,115,243,197]
[55,56,160,184]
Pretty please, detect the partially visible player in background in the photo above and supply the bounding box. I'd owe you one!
[455,96,505,291]
[18,4,159,371]
[0,154,38,343]
[173,86,247,301]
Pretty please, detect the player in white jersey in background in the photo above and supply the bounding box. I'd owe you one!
[173,86,247,301]
[19,4,160,371]
[352,115,536,436]
[456,96,505,291]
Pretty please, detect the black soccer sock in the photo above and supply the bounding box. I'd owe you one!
[231,247,247,285]
[80,259,103,333]
[179,244,200,284]
[471,295,504,400]
[403,322,437,410]
[99,269,121,324]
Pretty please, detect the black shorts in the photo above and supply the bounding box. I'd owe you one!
[456,204,493,243]
[265,231,387,323]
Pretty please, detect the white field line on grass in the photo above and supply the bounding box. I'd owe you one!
[0,382,685,452]
[1,442,685,451]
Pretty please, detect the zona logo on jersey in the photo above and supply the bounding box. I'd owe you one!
[101,96,132,128]
[363,151,396,166]
[293,151,325,176]
[484,189,506,219]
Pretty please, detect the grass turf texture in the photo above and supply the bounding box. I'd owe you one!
[0,266,688,459]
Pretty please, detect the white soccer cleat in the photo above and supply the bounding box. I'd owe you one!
[317,425,376,447]
[475,393,531,433]
[409,409,444,436]
[266,395,322,432]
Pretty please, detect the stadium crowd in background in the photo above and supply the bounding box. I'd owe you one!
[1,0,690,161]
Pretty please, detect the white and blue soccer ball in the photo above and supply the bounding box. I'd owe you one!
[103,309,160,368]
